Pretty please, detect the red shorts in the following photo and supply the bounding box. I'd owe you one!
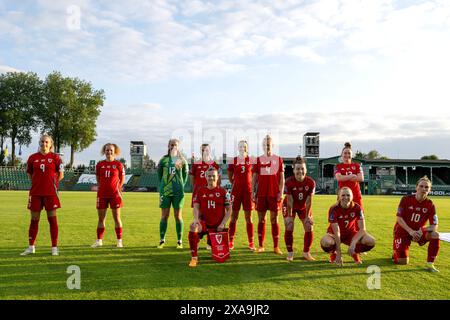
[97,196,123,209]
[198,220,220,239]
[281,200,308,220]
[256,196,280,212]
[327,230,358,246]
[231,189,254,211]
[28,195,61,212]
[393,227,429,259]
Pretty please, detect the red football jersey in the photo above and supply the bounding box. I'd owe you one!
[190,161,220,194]
[284,175,316,211]
[254,155,284,197]
[228,156,253,193]
[327,202,364,236]
[394,195,438,237]
[96,160,125,198]
[27,152,63,196]
[334,162,363,201]
[193,186,231,227]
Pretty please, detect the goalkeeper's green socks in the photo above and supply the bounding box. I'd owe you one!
[159,219,168,242]
[176,219,184,243]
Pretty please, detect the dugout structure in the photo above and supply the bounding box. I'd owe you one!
[289,156,450,196]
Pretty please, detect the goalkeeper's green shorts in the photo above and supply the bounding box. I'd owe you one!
[159,193,185,209]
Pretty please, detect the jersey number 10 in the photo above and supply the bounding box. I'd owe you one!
[411,213,421,223]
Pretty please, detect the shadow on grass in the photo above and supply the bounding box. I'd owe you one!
[0,243,434,299]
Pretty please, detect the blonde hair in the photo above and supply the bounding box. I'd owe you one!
[167,138,186,163]
[39,134,54,152]
[101,143,121,156]
[338,187,353,198]
[416,175,432,187]
[238,140,248,153]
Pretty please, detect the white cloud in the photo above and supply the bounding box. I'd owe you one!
[0,65,21,73]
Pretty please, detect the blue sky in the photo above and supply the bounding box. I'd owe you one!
[1,0,450,165]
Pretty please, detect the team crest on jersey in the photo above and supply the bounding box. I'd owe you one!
[305,186,309,191]
[216,193,220,197]
[113,165,116,169]
[215,234,223,245]
[350,212,355,218]
[48,159,53,163]
[351,166,355,170]
[423,208,428,213]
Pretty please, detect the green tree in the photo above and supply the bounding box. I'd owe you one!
[38,72,105,166]
[143,154,156,171]
[367,150,381,160]
[39,71,72,153]
[65,78,104,167]
[0,72,43,165]
[421,155,439,160]
[118,158,128,169]
[354,150,367,159]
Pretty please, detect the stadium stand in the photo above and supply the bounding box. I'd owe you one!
[0,167,31,190]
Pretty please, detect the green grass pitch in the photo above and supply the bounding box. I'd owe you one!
[0,191,449,300]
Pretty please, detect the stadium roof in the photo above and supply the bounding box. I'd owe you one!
[303,132,320,136]
[284,156,450,167]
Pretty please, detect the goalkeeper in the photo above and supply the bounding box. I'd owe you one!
[157,139,189,249]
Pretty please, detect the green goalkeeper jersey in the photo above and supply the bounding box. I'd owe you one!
[157,155,188,196]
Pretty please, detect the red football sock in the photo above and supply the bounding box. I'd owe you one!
[28,219,40,246]
[188,231,199,257]
[285,230,294,253]
[115,227,123,240]
[427,239,440,263]
[258,222,266,247]
[229,221,237,243]
[355,243,374,253]
[97,227,105,240]
[47,216,58,247]
[303,231,313,253]
[206,233,211,246]
[246,222,254,245]
[271,223,280,248]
